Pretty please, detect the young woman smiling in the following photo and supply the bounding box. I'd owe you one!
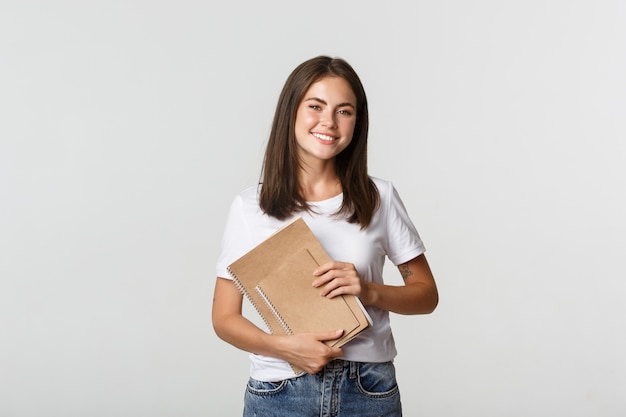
[213,56,438,417]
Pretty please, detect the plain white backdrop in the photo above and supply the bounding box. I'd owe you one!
[1,1,625,416]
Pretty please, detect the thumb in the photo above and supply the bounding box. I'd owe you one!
[317,329,344,342]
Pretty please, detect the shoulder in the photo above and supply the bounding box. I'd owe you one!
[370,176,392,189]
[230,184,261,206]
[236,184,261,199]
[223,184,264,221]
[369,176,395,200]
[369,176,411,216]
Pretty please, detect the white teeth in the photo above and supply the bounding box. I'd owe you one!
[313,133,335,142]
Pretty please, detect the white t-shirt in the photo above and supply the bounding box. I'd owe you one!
[215,177,425,381]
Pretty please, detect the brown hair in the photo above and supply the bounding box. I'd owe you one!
[259,56,379,229]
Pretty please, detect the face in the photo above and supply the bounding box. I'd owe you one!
[294,76,357,164]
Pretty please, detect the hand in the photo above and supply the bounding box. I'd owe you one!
[312,261,370,302]
[277,329,344,374]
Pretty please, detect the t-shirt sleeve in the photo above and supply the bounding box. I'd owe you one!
[384,183,426,266]
[215,194,250,279]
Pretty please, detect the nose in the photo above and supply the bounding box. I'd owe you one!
[320,110,337,128]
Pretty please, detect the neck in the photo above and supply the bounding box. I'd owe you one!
[298,161,342,202]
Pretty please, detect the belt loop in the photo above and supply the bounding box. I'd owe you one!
[349,360,357,379]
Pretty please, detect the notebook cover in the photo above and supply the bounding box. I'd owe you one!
[255,248,361,346]
[227,217,371,350]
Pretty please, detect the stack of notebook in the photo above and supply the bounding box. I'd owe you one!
[227,217,372,373]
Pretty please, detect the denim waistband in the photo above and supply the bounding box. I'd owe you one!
[322,359,359,378]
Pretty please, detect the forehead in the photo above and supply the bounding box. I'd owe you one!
[302,76,357,104]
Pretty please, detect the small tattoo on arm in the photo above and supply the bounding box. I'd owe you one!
[399,262,413,280]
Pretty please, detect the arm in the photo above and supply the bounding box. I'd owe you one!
[312,254,438,315]
[211,277,344,374]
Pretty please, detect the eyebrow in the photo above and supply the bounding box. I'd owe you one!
[304,97,356,109]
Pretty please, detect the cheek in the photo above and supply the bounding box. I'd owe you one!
[297,113,317,128]
[295,106,317,125]
[294,115,314,143]
[342,121,356,139]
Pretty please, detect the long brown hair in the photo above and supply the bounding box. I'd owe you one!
[259,56,379,229]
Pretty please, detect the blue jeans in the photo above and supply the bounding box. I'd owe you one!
[243,360,402,417]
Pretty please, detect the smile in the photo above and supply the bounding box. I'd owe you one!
[312,133,337,142]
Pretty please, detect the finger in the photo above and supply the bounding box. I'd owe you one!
[312,270,341,287]
[323,285,354,299]
[315,329,344,342]
[318,277,343,295]
[325,279,363,298]
[329,347,344,359]
[313,261,344,276]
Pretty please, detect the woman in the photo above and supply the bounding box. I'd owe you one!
[213,55,438,416]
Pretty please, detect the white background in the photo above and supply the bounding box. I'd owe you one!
[1,1,625,416]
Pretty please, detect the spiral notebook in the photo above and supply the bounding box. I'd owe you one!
[227,217,372,372]
[255,248,364,342]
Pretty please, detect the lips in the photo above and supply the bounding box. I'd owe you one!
[312,132,337,142]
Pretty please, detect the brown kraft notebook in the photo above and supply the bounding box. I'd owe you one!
[226,217,372,370]
[255,248,362,344]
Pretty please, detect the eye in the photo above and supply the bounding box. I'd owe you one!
[309,105,322,111]
[337,109,353,116]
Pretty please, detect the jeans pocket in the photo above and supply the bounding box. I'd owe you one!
[246,377,287,397]
[356,362,400,398]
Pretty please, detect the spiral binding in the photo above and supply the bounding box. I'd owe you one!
[227,265,314,376]
[226,266,276,334]
[255,285,292,335]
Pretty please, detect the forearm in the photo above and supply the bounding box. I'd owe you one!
[212,277,343,373]
[212,278,284,358]
[213,309,344,375]
[213,313,277,357]
[362,280,438,315]
[362,254,438,315]
[313,255,438,315]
